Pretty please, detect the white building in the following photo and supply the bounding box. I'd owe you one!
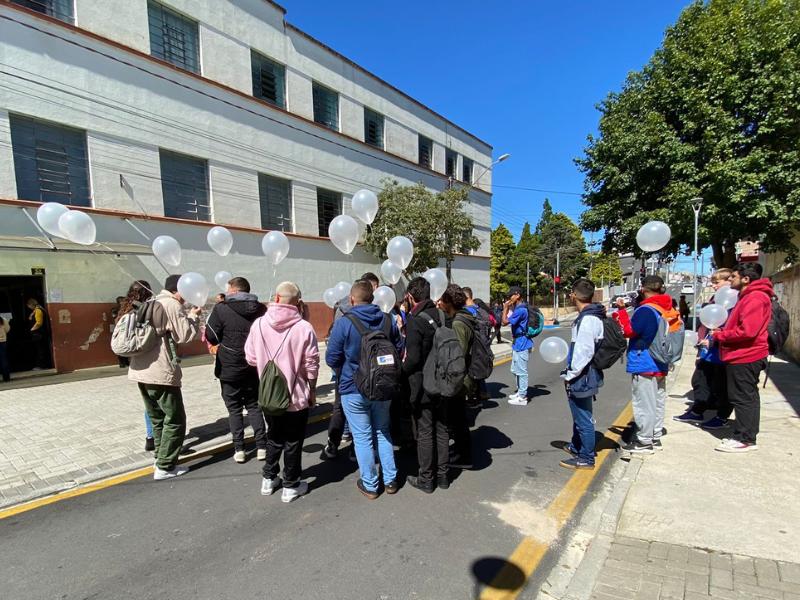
[0,0,494,373]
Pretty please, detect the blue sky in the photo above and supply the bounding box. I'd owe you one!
[282,0,690,242]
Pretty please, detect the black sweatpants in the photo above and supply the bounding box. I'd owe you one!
[447,394,472,467]
[726,359,767,444]
[414,396,450,486]
[263,408,309,488]
[690,361,731,419]
[221,380,267,451]
[327,387,346,447]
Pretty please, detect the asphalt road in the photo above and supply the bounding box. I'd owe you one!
[0,327,632,600]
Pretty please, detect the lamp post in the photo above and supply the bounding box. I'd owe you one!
[472,153,511,187]
[690,197,703,331]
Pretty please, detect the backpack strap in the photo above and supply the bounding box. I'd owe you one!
[258,321,298,393]
[345,312,370,336]
[382,313,392,337]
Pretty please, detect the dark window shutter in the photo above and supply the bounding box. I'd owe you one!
[364,108,384,148]
[462,158,473,183]
[418,136,432,168]
[312,83,339,131]
[9,114,91,206]
[148,0,200,73]
[11,0,73,23]
[259,174,292,231]
[159,150,210,221]
[445,149,457,177]
[251,51,286,109]
[316,188,342,237]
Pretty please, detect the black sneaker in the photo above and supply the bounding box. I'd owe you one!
[437,475,450,490]
[560,457,595,470]
[384,480,399,495]
[319,441,337,460]
[144,437,155,452]
[621,440,655,456]
[406,476,434,494]
[653,439,663,451]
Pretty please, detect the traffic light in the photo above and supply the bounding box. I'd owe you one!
[554,276,561,284]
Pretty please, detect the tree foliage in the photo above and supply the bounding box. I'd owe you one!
[364,180,480,277]
[577,0,800,267]
[590,252,623,285]
[490,223,515,300]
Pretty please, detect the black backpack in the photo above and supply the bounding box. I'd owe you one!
[422,310,467,397]
[458,312,494,380]
[767,296,790,355]
[592,316,627,370]
[345,313,401,401]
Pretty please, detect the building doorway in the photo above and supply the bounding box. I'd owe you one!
[0,275,53,374]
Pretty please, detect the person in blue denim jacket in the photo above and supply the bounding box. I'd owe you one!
[502,286,533,405]
[559,279,605,470]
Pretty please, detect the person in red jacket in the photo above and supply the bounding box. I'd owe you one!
[711,263,773,453]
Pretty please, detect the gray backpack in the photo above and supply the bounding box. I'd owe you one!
[421,309,466,397]
[111,300,159,357]
[644,306,685,366]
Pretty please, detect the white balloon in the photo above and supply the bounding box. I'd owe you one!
[261,231,290,266]
[684,330,698,347]
[539,336,569,364]
[58,210,96,245]
[333,281,351,301]
[636,221,671,253]
[328,215,360,254]
[387,235,414,269]
[699,304,728,329]
[207,226,233,257]
[177,272,210,308]
[36,202,69,237]
[351,189,379,225]
[713,287,739,310]
[423,268,448,301]
[381,260,403,285]
[152,235,182,267]
[214,270,232,292]
[373,286,396,314]
[323,288,339,309]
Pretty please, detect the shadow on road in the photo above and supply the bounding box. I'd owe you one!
[470,556,526,598]
[471,425,513,471]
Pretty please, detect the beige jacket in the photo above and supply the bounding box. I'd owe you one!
[128,291,200,387]
[0,320,9,343]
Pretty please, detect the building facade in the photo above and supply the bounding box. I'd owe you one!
[0,0,493,373]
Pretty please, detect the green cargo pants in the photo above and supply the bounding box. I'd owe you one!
[138,383,186,470]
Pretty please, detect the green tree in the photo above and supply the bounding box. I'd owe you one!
[509,222,540,289]
[534,205,589,286]
[490,223,515,300]
[577,0,800,267]
[364,180,480,277]
[590,252,623,285]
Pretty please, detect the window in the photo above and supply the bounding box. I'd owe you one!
[148,0,200,74]
[445,149,457,178]
[159,150,210,221]
[418,135,432,169]
[312,83,339,131]
[11,0,73,23]
[251,50,286,109]
[363,108,384,149]
[462,157,473,183]
[9,114,91,206]
[317,188,341,237]
[259,174,292,231]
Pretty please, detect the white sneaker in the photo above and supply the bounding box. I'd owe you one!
[261,477,282,496]
[256,448,267,461]
[508,395,528,406]
[153,466,189,480]
[281,481,309,503]
[715,438,758,453]
[234,450,246,463]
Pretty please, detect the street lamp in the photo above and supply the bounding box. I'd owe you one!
[472,153,511,187]
[690,197,703,331]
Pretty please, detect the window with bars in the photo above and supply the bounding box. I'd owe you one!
[317,188,342,237]
[11,0,73,23]
[312,83,339,131]
[418,135,432,169]
[148,0,200,74]
[462,157,473,183]
[364,108,384,149]
[159,150,210,222]
[259,174,292,232]
[9,114,91,207]
[251,50,286,109]
[445,149,457,178]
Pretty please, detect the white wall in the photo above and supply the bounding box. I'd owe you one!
[0,112,17,199]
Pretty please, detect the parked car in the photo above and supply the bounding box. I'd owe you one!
[680,284,694,295]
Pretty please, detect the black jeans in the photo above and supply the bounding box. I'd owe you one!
[220,380,267,451]
[727,360,766,444]
[494,325,502,344]
[0,341,9,381]
[414,396,450,486]
[31,332,50,369]
[690,361,731,418]
[263,409,309,488]
[447,394,472,466]
[327,387,347,447]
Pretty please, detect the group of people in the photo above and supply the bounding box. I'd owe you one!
[0,297,52,382]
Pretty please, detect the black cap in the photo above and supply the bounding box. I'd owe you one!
[506,286,523,298]
[164,274,181,293]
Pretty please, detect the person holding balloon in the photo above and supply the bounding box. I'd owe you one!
[710,263,774,453]
[502,286,532,405]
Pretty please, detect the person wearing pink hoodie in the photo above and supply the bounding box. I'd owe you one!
[245,281,319,503]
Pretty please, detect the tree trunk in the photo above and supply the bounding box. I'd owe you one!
[712,242,737,268]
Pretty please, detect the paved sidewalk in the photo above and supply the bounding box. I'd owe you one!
[538,353,800,600]
[0,336,515,508]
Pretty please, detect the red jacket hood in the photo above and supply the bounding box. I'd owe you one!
[740,277,774,299]
[640,294,674,311]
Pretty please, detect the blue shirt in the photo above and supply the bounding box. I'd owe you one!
[508,304,533,351]
[465,305,478,316]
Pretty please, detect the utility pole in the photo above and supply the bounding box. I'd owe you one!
[526,262,530,304]
[553,249,561,324]
[691,198,703,331]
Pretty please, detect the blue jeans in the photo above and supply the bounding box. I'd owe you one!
[144,411,153,438]
[341,393,397,492]
[567,393,595,465]
[511,349,530,397]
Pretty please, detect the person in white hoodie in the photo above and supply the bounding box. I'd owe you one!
[559,278,605,470]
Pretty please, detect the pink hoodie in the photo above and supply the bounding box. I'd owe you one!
[244,303,320,412]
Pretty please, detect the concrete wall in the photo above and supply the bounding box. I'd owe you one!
[772,264,800,364]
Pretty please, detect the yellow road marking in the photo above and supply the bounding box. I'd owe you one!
[0,355,515,520]
[480,402,634,600]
